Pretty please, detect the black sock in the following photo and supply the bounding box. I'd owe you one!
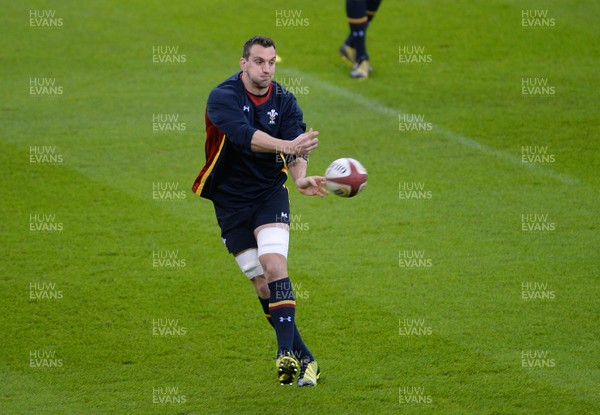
[259,296,314,361]
[367,0,382,22]
[344,33,355,48]
[268,278,296,355]
[291,325,314,362]
[259,296,275,327]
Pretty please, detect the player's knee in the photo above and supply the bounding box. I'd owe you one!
[250,226,290,281]
[260,254,288,281]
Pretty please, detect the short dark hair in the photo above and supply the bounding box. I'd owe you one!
[243,36,276,59]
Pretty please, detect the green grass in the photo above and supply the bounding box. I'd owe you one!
[1,1,598,414]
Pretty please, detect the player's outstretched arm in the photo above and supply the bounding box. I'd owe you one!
[250,128,319,156]
[288,157,328,197]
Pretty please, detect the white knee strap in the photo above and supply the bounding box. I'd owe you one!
[257,226,289,258]
[235,248,264,279]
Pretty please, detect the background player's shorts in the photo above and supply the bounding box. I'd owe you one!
[214,186,290,254]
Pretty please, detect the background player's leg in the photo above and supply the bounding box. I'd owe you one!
[344,0,382,48]
[346,0,369,63]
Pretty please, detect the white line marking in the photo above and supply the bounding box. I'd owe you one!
[281,68,579,185]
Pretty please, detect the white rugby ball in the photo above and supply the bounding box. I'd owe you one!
[325,158,368,198]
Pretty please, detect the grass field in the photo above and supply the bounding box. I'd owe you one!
[1,1,599,414]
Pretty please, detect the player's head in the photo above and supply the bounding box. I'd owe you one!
[242,36,276,60]
[240,36,277,93]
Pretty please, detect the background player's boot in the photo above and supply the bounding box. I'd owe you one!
[297,358,320,387]
[341,45,374,73]
[276,351,299,386]
[340,44,357,65]
[350,59,371,79]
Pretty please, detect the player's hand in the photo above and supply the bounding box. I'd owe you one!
[295,176,328,197]
[288,128,319,156]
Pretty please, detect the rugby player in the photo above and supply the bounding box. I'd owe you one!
[192,36,325,386]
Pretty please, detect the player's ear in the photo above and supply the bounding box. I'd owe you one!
[240,57,247,71]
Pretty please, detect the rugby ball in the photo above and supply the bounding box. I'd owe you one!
[325,158,368,198]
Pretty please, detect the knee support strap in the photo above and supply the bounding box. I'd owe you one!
[235,248,264,279]
[257,226,289,258]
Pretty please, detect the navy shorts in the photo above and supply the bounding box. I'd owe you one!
[214,186,290,254]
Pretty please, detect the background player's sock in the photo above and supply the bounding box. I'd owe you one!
[344,33,355,48]
[268,278,296,355]
[258,297,314,361]
[367,0,382,22]
[346,0,369,61]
